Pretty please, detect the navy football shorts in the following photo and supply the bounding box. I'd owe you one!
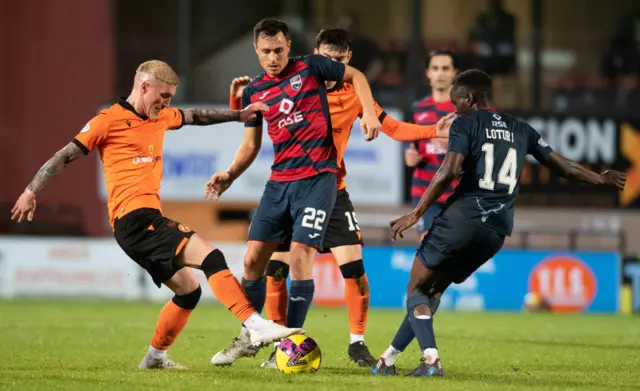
[416,215,505,283]
[248,172,337,249]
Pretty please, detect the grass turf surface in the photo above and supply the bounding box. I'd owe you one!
[1,300,639,390]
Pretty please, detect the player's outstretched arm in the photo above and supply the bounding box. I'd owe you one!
[205,126,262,200]
[380,112,455,141]
[11,142,85,223]
[539,152,626,190]
[390,151,463,240]
[26,142,85,194]
[182,103,268,126]
[414,151,463,215]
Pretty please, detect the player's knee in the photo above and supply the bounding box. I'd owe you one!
[172,285,202,310]
[288,248,314,280]
[406,292,432,316]
[243,254,264,280]
[266,260,290,279]
[201,249,229,279]
[339,259,365,279]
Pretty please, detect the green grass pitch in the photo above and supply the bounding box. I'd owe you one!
[1,299,639,390]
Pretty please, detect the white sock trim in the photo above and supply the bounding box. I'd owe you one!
[423,348,439,363]
[147,345,167,360]
[382,345,401,366]
[350,333,365,344]
[244,312,268,331]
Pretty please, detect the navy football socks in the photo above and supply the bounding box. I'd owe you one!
[406,293,437,351]
[241,276,266,315]
[390,314,414,351]
[287,279,315,328]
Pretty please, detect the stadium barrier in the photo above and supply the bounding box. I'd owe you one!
[0,237,620,313]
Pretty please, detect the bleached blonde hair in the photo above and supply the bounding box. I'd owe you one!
[136,60,179,86]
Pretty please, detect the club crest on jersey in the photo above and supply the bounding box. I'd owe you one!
[290,75,302,91]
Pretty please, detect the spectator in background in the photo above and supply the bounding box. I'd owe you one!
[469,0,518,108]
[336,11,384,82]
[601,15,640,86]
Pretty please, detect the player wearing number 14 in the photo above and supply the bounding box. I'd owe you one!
[372,69,626,377]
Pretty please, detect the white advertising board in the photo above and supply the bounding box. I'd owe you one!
[0,237,141,299]
[97,105,404,205]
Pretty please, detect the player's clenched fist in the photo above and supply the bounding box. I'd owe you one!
[360,113,381,141]
[240,102,269,122]
[11,189,37,223]
[205,172,234,200]
[230,76,252,98]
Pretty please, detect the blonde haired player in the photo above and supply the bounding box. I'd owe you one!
[11,60,304,370]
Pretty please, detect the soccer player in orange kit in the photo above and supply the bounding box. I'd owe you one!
[11,60,304,370]
[209,29,452,368]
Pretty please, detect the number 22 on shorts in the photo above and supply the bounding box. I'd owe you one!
[302,207,327,238]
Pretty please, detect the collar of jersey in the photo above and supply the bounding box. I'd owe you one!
[118,96,148,120]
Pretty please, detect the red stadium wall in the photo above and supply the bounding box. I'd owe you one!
[0,0,114,236]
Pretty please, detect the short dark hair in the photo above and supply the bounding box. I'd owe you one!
[253,18,290,42]
[315,28,351,51]
[453,69,492,95]
[426,50,458,69]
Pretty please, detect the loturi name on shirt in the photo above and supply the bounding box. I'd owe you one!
[485,128,515,142]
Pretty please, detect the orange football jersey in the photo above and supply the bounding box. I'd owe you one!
[73,98,183,228]
[326,82,436,190]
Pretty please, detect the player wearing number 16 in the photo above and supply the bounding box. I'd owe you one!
[205,18,382,348]
[372,69,626,377]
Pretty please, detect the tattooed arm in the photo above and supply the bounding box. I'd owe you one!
[11,142,85,223]
[182,108,242,125]
[182,103,268,126]
[26,142,85,194]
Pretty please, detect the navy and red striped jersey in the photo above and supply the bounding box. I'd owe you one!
[410,96,458,203]
[242,55,346,182]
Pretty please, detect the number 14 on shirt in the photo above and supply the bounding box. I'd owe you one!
[478,143,518,195]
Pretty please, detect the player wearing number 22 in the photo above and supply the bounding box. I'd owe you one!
[205,18,383,364]
[371,69,627,377]
[213,28,451,369]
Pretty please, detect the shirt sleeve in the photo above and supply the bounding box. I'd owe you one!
[161,108,185,131]
[73,112,110,154]
[377,101,436,141]
[525,122,554,162]
[447,116,472,156]
[306,54,346,82]
[242,86,262,128]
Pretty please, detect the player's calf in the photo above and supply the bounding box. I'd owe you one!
[286,243,316,329]
[265,257,290,326]
[337,256,375,367]
[140,274,202,370]
[174,235,302,346]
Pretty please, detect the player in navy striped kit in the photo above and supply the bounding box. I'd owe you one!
[205,18,381,362]
[406,50,458,238]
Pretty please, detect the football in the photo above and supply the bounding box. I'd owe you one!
[275,334,322,374]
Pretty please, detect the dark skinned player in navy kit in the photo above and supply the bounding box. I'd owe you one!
[371,69,626,377]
